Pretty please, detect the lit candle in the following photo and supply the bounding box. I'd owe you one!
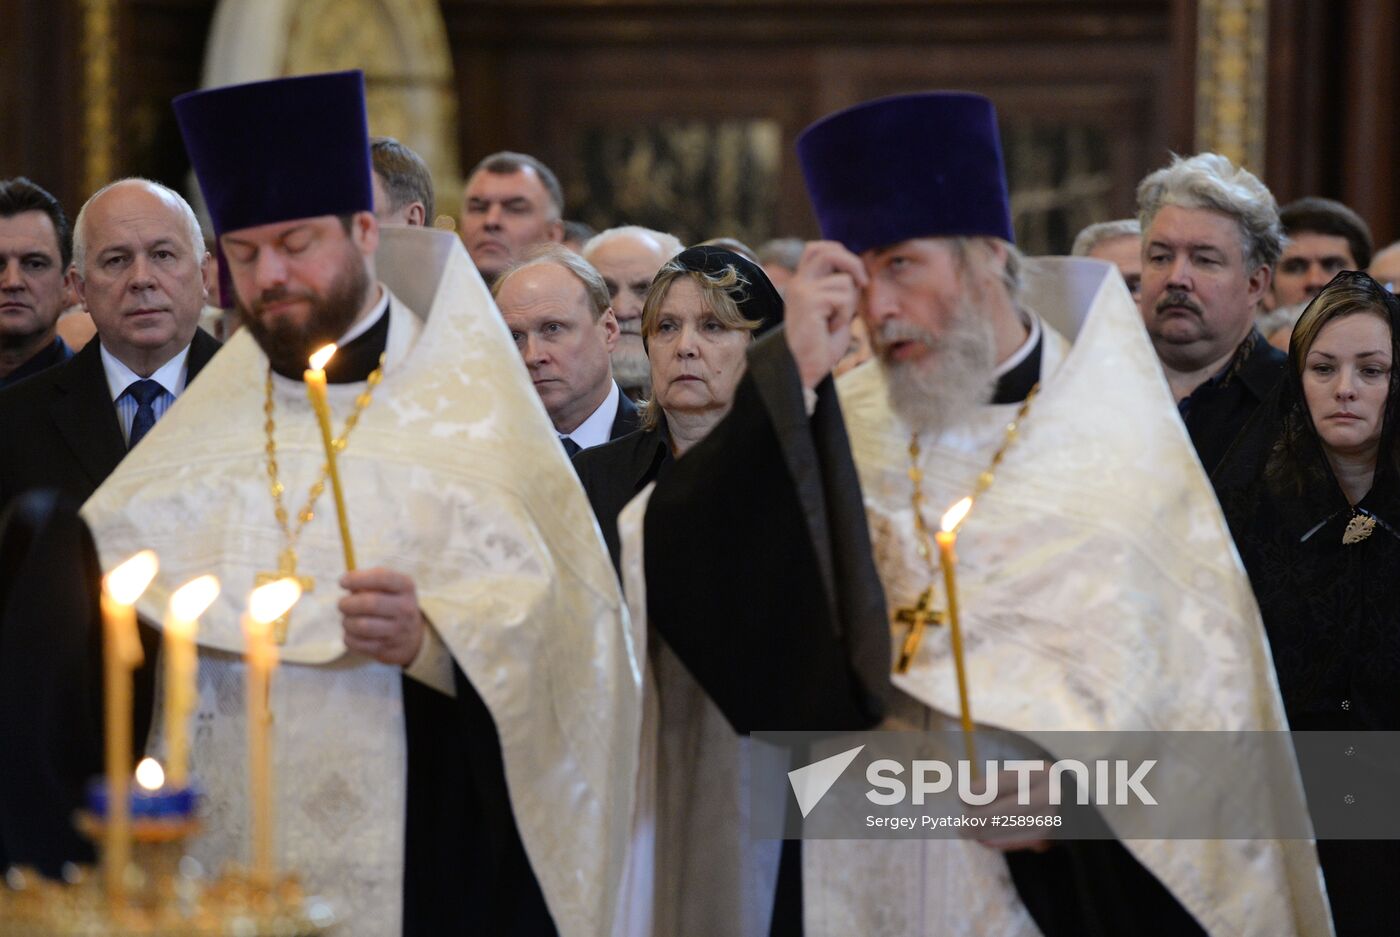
[305,343,356,571]
[244,577,301,884]
[101,549,158,903]
[935,497,978,770]
[163,575,219,788]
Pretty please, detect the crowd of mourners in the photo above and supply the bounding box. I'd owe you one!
[0,73,1395,937]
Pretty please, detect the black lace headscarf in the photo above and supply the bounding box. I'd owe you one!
[1213,270,1400,730]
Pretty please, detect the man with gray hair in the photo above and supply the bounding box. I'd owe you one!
[1136,152,1286,474]
[581,224,682,398]
[1070,218,1142,300]
[493,244,638,452]
[0,178,221,513]
[460,150,565,284]
[756,236,805,293]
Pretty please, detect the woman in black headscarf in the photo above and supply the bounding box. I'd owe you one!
[573,245,784,571]
[1215,270,1400,936]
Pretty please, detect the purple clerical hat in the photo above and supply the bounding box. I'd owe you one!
[796,92,1014,254]
[173,71,373,237]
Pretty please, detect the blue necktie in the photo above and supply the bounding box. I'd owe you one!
[560,436,581,457]
[126,379,164,449]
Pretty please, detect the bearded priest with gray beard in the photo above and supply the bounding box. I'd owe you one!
[631,92,1331,936]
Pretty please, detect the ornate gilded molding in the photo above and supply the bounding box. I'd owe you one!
[1195,0,1269,172]
[283,0,462,226]
[81,0,118,197]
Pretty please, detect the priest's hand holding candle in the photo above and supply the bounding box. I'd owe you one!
[101,549,159,902]
[244,577,301,884]
[936,497,978,770]
[305,343,356,571]
[163,575,219,789]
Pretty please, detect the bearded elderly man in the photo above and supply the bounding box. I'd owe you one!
[81,72,636,937]
[581,225,683,399]
[625,92,1331,937]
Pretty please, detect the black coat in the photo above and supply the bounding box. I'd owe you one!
[1214,294,1400,937]
[0,330,221,515]
[573,421,670,572]
[607,385,640,440]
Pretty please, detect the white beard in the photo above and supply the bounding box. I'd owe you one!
[877,294,997,437]
[612,344,652,392]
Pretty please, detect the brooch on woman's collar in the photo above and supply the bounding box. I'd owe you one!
[1342,512,1378,545]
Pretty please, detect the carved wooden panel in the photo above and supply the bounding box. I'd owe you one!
[441,0,1191,253]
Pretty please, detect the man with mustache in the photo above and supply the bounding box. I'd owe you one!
[630,92,1327,936]
[0,179,220,515]
[1136,152,1287,474]
[82,72,636,937]
[581,225,682,399]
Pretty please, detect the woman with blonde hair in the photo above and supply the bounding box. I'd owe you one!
[573,245,783,569]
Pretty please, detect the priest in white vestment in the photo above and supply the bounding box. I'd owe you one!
[619,92,1334,937]
[81,71,639,937]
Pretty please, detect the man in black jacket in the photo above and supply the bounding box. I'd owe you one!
[0,178,219,514]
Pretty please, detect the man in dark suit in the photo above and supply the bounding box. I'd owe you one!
[0,178,75,389]
[492,243,638,454]
[0,179,219,513]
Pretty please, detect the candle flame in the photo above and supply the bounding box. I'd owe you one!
[249,578,301,625]
[940,497,974,534]
[309,344,337,371]
[135,757,164,791]
[170,575,220,621]
[103,550,159,604]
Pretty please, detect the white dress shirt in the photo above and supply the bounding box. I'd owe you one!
[560,380,622,452]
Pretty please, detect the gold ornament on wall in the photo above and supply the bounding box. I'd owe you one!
[283,0,462,216]
[81,0,118,197]
[1195,0,1269,172]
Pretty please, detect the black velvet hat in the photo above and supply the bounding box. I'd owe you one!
[173,70,373,237]
[795,91,1015,254]
[672,245,784,337]
[173,71,373,306]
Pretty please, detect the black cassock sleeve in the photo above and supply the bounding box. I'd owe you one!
[643,329,891,734]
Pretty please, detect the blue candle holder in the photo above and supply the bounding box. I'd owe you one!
[84,777,200,821]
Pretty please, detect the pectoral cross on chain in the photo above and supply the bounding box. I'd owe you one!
[893,585,946,674]
[255,548,315,644]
